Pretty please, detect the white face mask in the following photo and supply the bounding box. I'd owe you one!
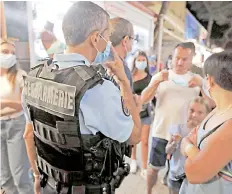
[206,86,212,99]
[47,41,66,55]
[171,76,189,87]
[135,61,147,70]
[203,78,212,99]
[0,53,17,69]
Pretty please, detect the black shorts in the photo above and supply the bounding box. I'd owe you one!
[149,137,168,169]
[168,178,183,192]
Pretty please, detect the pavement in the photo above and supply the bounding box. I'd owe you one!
[116,166,169,194]
[116,127,169,194]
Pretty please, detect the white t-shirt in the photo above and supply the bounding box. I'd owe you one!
[152,70,201,140]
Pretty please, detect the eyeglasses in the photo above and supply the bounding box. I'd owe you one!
[123,35,138,43]
[129,36,139,43]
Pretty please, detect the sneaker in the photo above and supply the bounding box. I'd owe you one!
[140,169,147,180]
[130,160,137,174]
[161,175,168,185]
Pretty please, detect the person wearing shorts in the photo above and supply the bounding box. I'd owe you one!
[130,51,152,179]
[142,42,213,194]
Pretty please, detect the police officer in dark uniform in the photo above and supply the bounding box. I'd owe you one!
[22,2,141,194]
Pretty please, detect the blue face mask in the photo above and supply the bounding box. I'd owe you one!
[135,61,147,70]
[171,76,189,87]
[94,35,111,64]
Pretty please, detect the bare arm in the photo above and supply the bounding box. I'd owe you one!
[1,100,22,110]
[180,126,199,155]
[141,79,161,104]
[0,88,23,116]
[105,47,141,145]
[141,70,168,104]
[23,122,40,175]
[119,79,141,145]
[21,87,39,175]
[183,121,232,184]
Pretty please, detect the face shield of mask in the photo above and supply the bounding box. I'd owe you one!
[94,34,112,64]
[0,53,17,69]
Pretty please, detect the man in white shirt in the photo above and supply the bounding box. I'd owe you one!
[141,42,214,194]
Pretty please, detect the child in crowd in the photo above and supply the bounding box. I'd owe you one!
[166,97,211,194]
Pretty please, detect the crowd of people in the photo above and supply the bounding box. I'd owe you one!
[1,2,232,194]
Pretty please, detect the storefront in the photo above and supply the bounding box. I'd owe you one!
[31,1,155,68]
[185,10,212,67]
[31,1,72,62]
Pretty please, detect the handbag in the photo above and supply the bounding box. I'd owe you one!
[140,104,149,118]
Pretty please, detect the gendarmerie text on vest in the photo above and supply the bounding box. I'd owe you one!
[24,78,74,110]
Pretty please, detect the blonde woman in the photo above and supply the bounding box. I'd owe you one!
[0,39,33,194]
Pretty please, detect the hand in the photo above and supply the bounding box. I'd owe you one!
[168,139,178,154]
[152,69,169,83]
[188,75,203,88]
[134,94,142,112]
[170,140,178,148]
[180,138,195,157]
[186,127,199,146]
[104,46,128,84]
[34,177,41,194]
[0,100,21,109]
[173,133,182,143]
[0,101,9,109]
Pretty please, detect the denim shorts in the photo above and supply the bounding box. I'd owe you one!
[168,177,184,192]
[141,116,152,125]
[149,137,168,169]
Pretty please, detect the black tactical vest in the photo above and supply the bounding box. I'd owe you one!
[23,61,130,194]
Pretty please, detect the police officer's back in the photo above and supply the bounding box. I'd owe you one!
[22,2,141,194]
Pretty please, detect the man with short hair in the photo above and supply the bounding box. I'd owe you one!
[109,17,140,172]
[142,42,214,194]
[109,17,136,87]
[177,42,204,77]
[22,2,141,193]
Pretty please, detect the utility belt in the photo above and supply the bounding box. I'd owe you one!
[39,162,130,194]
[37,138,130,194]
[44,176,110,194]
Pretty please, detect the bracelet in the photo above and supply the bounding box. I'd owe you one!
[33,172,40,178]
[184,144,195,155]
